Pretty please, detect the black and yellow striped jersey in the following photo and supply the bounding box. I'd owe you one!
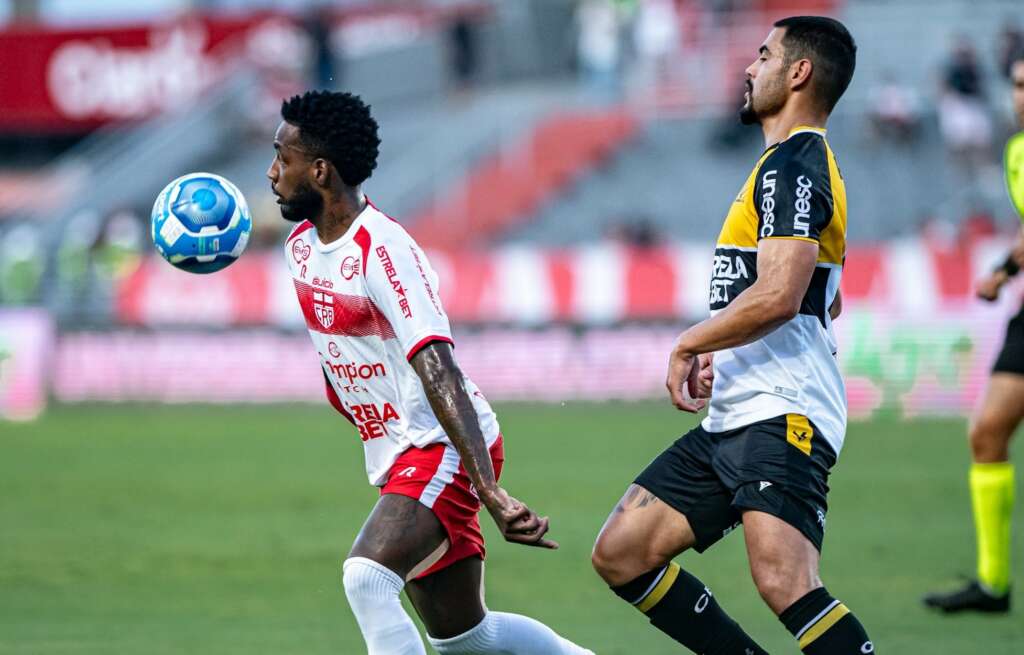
[702,125,848,456]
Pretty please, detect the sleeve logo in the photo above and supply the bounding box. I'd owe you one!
[759,169,777,238]
[793,175,813,237]
[375,245,413,318]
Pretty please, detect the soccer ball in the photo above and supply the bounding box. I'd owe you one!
[151,172,252,274]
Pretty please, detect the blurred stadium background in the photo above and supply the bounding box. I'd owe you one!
[1,0,1023,653]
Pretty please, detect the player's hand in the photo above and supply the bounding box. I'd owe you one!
[666,346,706,413]
[481,487,559,549]
[976,272,1006,302]
[692,353,714,399]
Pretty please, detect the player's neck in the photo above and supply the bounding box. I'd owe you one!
[313,188,367,244]
[761,107,828,149]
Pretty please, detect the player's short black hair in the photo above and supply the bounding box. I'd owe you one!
[1012,48,1024,72]
[281,90,381,187]
[774,16,857,112]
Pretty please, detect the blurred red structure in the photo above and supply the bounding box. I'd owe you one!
[410,109,638,250]
[115,237,1019,327]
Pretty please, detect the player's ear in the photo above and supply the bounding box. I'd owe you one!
[312,158,331,188]
[790,58,813,91]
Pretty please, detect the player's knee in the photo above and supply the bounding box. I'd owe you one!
[342,557,402,605]
[589,533,624,583]
[968,416,1012,462]
[751,564,817,615]
[591,532,664,586]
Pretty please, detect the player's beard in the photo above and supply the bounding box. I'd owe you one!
[278,180,323,223]
[739,74,787,125]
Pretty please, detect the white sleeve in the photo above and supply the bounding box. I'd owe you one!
[364,230,453,361]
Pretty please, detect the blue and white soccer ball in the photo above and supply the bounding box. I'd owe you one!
[151,172,252,274]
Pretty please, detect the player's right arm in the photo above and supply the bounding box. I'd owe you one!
[829,289,842,320]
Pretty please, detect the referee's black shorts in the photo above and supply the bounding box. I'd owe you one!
[634,414,837,553]
[993,306,1024,376]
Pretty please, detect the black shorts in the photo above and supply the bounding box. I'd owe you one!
[993,307,1024,375]
[635,414,837,553]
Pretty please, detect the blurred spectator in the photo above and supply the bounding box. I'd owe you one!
[997,21,1024,80]
[938,37,993,209]
[448,14,479,96]
[944,37,985,99]
[576,0,622,99]
[0,224,44,305]
[303,4,339,90]
[55,209,102,306]
[866,71,922,144]
[633,0,679,85]
[94,209,144,284]
[607,215,662,248]
[48,207,144,316]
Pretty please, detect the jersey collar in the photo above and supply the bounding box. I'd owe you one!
[761,125,828,155]
[788,125,827,138]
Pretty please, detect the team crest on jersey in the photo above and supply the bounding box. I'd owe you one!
[313,290,335,328]
[341,256,361,280]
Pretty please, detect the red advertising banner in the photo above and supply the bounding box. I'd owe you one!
[115,237,1024,327]
[0,3,488,132]
[0,14,286,131]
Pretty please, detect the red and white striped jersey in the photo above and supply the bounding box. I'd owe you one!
[285,200,500,486]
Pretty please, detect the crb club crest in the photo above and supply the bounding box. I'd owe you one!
[341,256,361,280]
[313,289,335,328]
[292,239,311,263]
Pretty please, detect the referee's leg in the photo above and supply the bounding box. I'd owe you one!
[966,374,1023,596]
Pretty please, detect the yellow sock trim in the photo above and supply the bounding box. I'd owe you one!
[798,603,850,649]
[636,562,680,613]
[970,462,1015,594]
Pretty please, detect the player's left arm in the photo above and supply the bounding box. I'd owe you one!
[410,342,557,549]
[668,144,832,411]
[365,230,556,548]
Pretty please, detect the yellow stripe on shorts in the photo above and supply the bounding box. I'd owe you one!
[636,562,680,613]
[786,413,813,456]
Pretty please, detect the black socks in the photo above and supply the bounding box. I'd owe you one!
[612,562,768,655]
[779,587,874,653]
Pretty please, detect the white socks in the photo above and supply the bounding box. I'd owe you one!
[342,557,426,655]
[342,557,593,655]
[428,611,594,655]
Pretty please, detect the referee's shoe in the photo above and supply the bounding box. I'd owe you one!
[923,579,1010,613]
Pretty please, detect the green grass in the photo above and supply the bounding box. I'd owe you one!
[1,403,1022,654]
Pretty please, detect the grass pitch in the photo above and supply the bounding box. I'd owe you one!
[2,403,1022,654]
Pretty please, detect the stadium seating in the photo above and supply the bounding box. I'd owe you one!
[409,108,638,250]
